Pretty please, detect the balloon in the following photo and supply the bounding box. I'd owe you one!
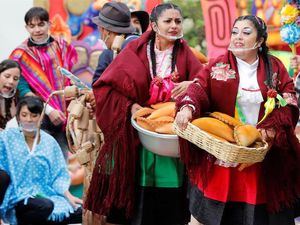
[68,13,83,36]
[83,30,100,46]
[82,5,99,29]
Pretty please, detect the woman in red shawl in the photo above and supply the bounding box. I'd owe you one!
[85,3,203,225]
[176,15,300,225]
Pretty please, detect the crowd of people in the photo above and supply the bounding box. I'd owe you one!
[0,2,300,225]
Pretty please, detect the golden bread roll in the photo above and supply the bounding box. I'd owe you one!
[151,101,175,109]
[234,124,261,147]
[155,123,175,134]
[210,112,243,127]
[147,116,175,129]
[147,104,175,120]
[204,131,229,142]
[136,117,155,132]
[191,117,235,142]
[153,116,174,122]
[133,107,154,119]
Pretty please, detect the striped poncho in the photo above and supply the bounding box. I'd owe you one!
[10,37,78,112]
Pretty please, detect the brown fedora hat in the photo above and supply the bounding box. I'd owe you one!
[92,2,135,34]
[131,10,149,33]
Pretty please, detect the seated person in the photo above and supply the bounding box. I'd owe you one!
[0,59,21,130]
[0,96,82,225]
[0,59,21,217]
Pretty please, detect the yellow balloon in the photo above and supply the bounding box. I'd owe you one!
[272,11,281,27]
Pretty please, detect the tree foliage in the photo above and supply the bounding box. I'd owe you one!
[167,0,206,51]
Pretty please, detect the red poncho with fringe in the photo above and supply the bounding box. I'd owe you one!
[85,31,203,217]
[177,51,300,213]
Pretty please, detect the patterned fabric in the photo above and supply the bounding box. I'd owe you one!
[146,44,174,78]
[283,92,298,106]
[10,37,77,112]
[0,128,74,224]
[210,62,236,81]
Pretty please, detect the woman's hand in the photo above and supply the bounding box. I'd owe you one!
[238,163,255,171]
[48,109,66,126]
[85,91,96,109]
[64,190,83,209]
[175,106,193,130]
[238,128,276,171]
[171,81,193,99]
[131,103,142,115]
[258,128,276,144]
[290,55,300,70]
[85,91,96,116]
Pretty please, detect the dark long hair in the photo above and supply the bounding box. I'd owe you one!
[0,59,21,74]
[233,15,273,88]
[24,7,49,24]
[149,3,183,77]
[16,96,44,120]
[0,59,21,128]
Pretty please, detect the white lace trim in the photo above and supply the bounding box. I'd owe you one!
[214,159,238,168]
[147,42,174,78]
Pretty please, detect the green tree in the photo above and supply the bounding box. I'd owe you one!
[167,0,206,52]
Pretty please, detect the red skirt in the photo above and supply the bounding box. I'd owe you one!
[189,164,299,225]
[191,163,266,204]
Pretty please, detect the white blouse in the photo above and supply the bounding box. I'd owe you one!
[147,43,174,78]
[215,57,264,168]
[236,57,264,125]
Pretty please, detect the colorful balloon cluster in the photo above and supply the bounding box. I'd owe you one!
[280,1,300,54]
[286,0,300,4]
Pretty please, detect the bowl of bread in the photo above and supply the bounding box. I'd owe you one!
[173,112,269,163]
[131,102,179,158]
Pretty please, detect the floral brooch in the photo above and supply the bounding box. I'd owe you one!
[210,62,236,81]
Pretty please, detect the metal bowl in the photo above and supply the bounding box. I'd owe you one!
[131,117,179,158]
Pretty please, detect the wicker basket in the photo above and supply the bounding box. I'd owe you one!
[173,122,269,163]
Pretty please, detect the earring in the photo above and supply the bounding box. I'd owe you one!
[259,47,262,52]
[156,33,160,42]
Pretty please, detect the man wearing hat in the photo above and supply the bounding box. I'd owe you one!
[88,2,148,224]
[92,2,149,84]
[131,10,149,35]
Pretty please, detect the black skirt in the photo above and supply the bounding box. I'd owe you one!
[189,184,299,225]
[131,186,190,225]
[106,207,131,224]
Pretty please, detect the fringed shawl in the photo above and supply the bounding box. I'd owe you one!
[85,31,203,217]
[0,96,16,129]
[177,51,300,212]
[10,37,77,111]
